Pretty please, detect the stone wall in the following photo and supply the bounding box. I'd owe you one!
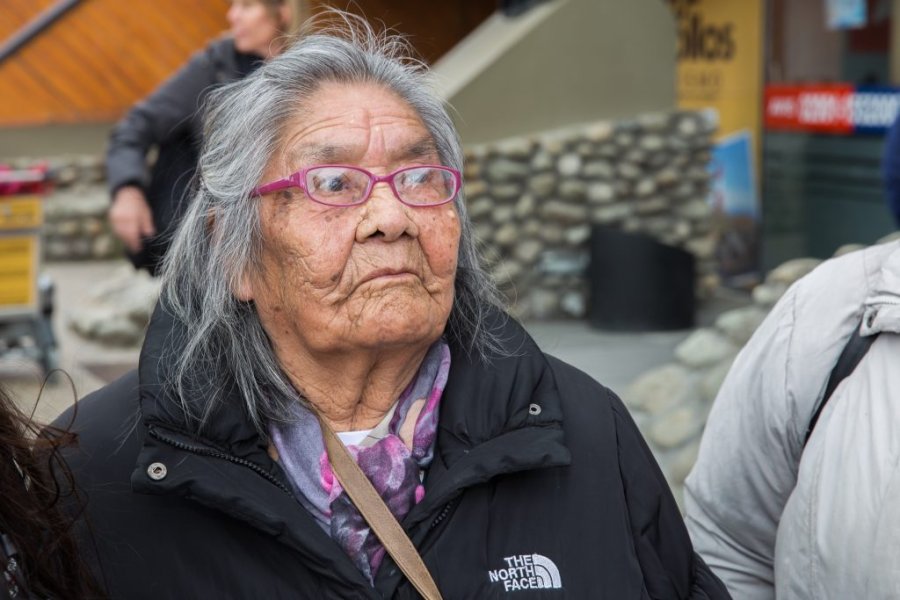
[6,155,121,262]
[17,109,717,309]
[14,111,717,348]
[623,235,900,506]
[463,110,717,319]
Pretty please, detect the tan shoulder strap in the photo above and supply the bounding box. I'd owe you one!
[318,415,443,600]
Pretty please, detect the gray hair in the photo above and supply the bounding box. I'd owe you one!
[160,13,506,432]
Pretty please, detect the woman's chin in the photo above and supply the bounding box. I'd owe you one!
[326,296,447,352]
[233,38,259,56]
[357,307,445,348]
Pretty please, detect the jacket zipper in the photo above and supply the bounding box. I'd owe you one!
[416,498,458,555]
[375,498,458,596]
[428,500,455,530]
[148,426,293,496]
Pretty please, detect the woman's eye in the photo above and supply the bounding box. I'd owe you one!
[323,176,346,192]
[311,174,349,194]
[406,170,432,186]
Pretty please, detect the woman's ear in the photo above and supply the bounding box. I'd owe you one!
[208,207,255,301]
[234,270,255,302]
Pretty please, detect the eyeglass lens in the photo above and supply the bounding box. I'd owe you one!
[306,166,455,206]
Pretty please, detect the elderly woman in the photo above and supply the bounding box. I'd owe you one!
[60,18,728,599]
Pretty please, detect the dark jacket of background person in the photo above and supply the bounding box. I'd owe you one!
[882,114,900,227]
[105,37,262,275]
[56,306,729,599]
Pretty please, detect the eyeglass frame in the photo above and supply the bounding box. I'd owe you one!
[250,164,462,208]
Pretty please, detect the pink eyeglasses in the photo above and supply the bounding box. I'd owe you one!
[251,164,462,207]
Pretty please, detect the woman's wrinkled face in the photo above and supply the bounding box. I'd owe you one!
[227,0,285,58]
[241,82,461,360]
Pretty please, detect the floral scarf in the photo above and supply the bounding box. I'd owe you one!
[269,341,450,582]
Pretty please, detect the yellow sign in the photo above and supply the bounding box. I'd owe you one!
[0,235,37,309]
[672,0,764,143]
[0,195,43,230]
[671,0,765,281]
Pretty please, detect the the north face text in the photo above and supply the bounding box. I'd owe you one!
[488,553,562,591]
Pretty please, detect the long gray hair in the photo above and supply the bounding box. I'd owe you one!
[160,13,505,433]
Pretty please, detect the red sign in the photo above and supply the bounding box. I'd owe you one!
[764,84,854,133]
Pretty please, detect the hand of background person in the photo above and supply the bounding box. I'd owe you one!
[109,186,156,253]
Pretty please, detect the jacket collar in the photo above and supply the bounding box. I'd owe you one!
[137,303,273,469]
[136,303,570,480]
[131,301,571,583]
[863,241,900,334]
[410,311,571,521]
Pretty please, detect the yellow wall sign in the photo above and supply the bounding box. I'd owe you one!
[671,0,764,144]
[0,195,43,231]
[0,235,37,309]
[670,0,765,280]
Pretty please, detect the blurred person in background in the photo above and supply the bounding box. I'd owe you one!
[0,384,99,598]
[60,16,728,598]
[107,0,306,275]
[684,240,900,599]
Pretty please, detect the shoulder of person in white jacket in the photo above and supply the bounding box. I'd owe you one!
[684,241,900,599]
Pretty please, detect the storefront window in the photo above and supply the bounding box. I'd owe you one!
[761,0,896,268]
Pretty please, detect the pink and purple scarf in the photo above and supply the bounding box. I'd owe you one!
[269,341,450,582]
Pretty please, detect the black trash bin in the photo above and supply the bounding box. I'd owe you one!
[588,226,695,331]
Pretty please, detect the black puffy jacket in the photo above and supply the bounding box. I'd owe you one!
[57,308,729,599]
[105,38,261,275]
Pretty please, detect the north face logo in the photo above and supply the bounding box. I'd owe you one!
[487,553,562,591]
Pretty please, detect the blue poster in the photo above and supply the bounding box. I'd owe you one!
[826,0,867,30]
[708,130,760,280]
[709,131,758,218]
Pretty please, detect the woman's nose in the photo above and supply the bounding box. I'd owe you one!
[356,182,418,242]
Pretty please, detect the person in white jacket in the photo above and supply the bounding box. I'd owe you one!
[685,240,900,599]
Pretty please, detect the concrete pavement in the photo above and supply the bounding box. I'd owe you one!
[0,260,139,423]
